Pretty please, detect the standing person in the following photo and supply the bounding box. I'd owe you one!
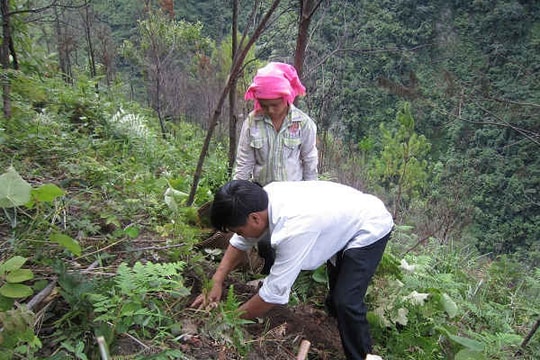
[231,62,318,273]
[191,180,393,360]
[233,62,318,186]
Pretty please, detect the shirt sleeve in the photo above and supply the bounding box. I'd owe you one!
[300,118,318,181]
[233,116,255,181]
[229,233,258,251]
[258,227,321,304]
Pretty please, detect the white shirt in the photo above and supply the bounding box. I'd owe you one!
[229,181,394,304]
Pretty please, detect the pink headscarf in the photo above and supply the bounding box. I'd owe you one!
[244,62,306,111]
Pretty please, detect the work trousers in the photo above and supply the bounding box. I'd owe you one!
[326,231,391,360]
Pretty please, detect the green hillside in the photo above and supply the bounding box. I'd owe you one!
[0,1,538,359]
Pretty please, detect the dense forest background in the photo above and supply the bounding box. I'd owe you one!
[0,1,538,359]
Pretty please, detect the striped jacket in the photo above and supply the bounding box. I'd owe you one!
[233,104,318,186]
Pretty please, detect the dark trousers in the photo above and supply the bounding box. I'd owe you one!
[326,231,391,360]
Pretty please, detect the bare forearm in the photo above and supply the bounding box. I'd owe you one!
[239,293,276,320]
[212,244,246,285]
[190,244,248,309]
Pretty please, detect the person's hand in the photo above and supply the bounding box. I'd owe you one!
[190,285,222,310]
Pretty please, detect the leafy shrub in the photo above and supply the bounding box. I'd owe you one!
[88,261,190,343]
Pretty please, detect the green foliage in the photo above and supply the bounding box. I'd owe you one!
[2,1,539,358]
[212,34,263,89]
[0,256,34,310]
[0,307,41,360]
[206,286,254,357]
[368,102,432,218]
[0,167,32,229]
[107,108,156,144]
[52,262,101,354]
[0,167,80,257]
[59,340,89,360]
[368,245,539,359]
[290,268,328,306]
[121,9,217,121]
[0,167,32,209]
[88,261,190,341]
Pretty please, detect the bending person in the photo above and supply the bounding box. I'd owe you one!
[191,180,393,360]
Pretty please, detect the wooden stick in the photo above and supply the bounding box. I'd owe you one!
[97,336,110,360]
[296,339,311,360]
[516,317,540,356]
[27,279,57,311]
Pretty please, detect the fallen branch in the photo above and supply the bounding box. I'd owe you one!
[76,238,126,260]
[81,260,100,273]
[106,321,149,350]
[114,243,187,253]
[516,317,540,356]
[27,279,57,312]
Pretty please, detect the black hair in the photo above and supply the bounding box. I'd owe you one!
[210,180,268,232]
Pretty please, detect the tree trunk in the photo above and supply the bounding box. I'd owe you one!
[187,0,282,206]
[1,0,12,118]
[82,4,97,80]
[54,5,72,83]
[228,0,239,175]
[293,0,323,80]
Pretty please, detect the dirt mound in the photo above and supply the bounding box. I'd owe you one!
[183,269,345,359]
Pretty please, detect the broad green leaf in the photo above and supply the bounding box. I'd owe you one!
[441,293,458,318]
[0,295,15,311]
[312,265,328,284]
[123,224,140,238]
[0,283,33,298]
[164,186,188,212]
[448,334,485,352]
[121,301,140,316]
[50,233,82,256]
[0,167,32,208]
[454,349,486,360]
[31,183,65,203]
[0,256,27,274]
[6,269,34,283]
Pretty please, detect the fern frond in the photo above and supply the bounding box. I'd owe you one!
[109,108,154,141]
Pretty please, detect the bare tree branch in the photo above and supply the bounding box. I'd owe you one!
[5,0,89,17]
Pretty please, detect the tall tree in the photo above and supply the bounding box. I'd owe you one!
[53,5,73,83]
[187,0,283,205]
[1,0,13,118]
[80,3,96,79]
[227,0,239,174]
[1,0,88,117]
[293,0,323,79]
[124,10,214,136]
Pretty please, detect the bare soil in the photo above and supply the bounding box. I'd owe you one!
[179,264,346,360]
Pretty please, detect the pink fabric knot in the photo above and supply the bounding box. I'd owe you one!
[244,62,306,111]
